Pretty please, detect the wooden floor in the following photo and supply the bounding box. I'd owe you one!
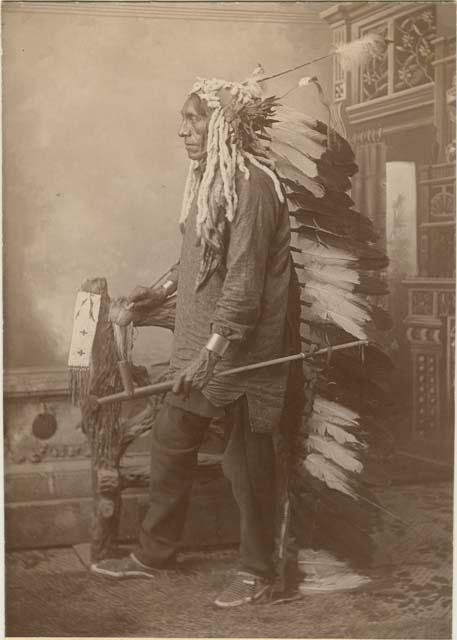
[5,476,453,639]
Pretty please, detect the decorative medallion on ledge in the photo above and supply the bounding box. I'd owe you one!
[430,192,455,218]
[411,290,435,316]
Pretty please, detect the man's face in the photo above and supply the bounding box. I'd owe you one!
[178,95,209,161]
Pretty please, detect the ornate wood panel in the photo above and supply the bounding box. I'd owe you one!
[417,163,455,278]
[321,3,455,451]
[322,3,437,109]
[393,7,436,94]
[405,163,454,444]
[404,280,455,441]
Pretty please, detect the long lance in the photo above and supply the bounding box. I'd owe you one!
[97,339,368,406]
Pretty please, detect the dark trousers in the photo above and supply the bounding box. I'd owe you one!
[134,398,276,578]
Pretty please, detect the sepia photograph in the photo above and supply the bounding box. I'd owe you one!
[2,0,456,637]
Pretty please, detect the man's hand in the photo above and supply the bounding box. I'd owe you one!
[109,286,167,327]
[172,348,221,398]
[127,285,167,311]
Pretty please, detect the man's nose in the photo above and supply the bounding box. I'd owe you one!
[178,120,189,138]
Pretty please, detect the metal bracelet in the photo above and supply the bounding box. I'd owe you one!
[205,333,230,357]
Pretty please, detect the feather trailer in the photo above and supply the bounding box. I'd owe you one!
[303,453,358,499]
[307,434,364,474]
[302,264,388,297]
[284,179,356,211]
[319,149,359,176]
[295,232,387,271]
[274,92,392,575]
[299,298,391,337]
[272,155,326,198]
[313,396,359,427]
[270,138,319,178]
[325,344,394,387]
[300,311,388,348]
[299,320,358,351]
[356,276,389,297]
[276,107,355,159]
[291,217,375,245]
[275,108,358,183]
[294,236,388,271]
[272,120,327,161]
[292,222,346,242]
[300,301,369,342]
[290,204,378,244]
[274,119,358,184]
[275,107,322,134]
[302,282,372,319]
[302,263,360,290]
[314,161,353,193]
[303,280,375,315]
[299,320,329,348]
[370,304,393,331]
[308,414,364,448]
[292,239,357,266]
[300,308,369,342]
[289,483,379,568]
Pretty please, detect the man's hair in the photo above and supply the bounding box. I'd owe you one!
[179,80,283,251]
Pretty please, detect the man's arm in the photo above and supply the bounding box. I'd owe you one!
[109,262,180,327]
[209,175,277,346]
[173,174,279,396]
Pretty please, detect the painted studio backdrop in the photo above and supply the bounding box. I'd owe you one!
[3,0,456,552]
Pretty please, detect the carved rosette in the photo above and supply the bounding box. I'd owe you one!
[411,290,435,316]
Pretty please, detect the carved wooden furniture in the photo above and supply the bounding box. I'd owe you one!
[322,3,440,137]
[404,33,455,447]
[321,2,455,451]
[404,278,454,441]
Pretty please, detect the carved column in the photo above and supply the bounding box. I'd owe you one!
[350,127,387,246]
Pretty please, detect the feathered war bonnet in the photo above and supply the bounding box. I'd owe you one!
[179,31,389,242]
[179,33,390,287]
[179,75,284,240]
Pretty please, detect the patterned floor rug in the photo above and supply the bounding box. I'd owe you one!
[5,482,452,638]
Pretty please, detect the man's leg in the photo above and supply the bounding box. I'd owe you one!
[135,400,210,567]
[92,400,210,578]
[216,397,276,606]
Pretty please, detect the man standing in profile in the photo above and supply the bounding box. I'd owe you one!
[92,77,304,608]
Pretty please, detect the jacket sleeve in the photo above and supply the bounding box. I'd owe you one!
[210,174,278,342]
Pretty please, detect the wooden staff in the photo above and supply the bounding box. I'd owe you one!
[96,339,368,406]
